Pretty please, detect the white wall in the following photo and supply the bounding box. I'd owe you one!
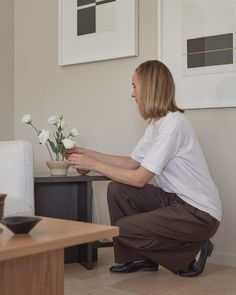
[0,0,14,140]
[14,0,236,266]
[185,109,236,266]
[14,0,157,223]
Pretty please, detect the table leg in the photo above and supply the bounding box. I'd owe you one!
[78,181,95,269]
[0,249,64,295]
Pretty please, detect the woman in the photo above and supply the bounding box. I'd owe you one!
[66,60,222,276]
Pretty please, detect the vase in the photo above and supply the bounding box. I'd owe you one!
[46,160,70,176]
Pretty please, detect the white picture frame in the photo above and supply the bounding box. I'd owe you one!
[59,0,138,65]
[158,0,236,109]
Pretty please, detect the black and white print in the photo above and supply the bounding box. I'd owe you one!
[77,0,116,36]
[187,33,233,68]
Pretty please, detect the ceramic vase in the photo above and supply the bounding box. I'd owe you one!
[46,160,69,176]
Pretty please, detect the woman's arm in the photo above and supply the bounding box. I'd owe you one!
[67,153,155,187]
[65,147,140,169]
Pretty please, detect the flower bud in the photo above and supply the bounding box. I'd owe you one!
[38,129,50,145]
[62,138,75,149]
[70,128,79,137]
[22,114,32,124]
[57,119,67,130]
[48,115,59,125]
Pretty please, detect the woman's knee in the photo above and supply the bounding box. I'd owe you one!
[115,216,144,241]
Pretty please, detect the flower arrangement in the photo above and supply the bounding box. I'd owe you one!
[22,114,78,161]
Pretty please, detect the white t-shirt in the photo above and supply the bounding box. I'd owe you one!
[131,112,222,221]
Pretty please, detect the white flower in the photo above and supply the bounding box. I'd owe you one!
[48,115,59,125]
[38,129,50,145]
[70,128,79,137]
[22,114,32,124]
[62,138,75,149]
[57,119,67,130]
[22,113,79,162]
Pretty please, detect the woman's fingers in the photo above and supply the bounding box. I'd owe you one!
[68,154,93,171]
[68,154,82,167]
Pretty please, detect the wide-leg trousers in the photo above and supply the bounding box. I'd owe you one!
[107,181,219,274]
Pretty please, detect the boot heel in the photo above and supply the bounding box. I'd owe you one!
[207,241,214,257]
[179,240,214,277]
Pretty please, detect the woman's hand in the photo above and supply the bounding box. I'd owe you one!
[68,153,96,171]
[62,147,87,159]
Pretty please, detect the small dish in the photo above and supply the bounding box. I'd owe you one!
[0,194,7,219]
[76,169,90,175]
[0,216,42,234]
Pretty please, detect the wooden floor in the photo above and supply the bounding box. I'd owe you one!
[65,248,236,295]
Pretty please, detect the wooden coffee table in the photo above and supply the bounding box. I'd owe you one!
[0,217,119,295]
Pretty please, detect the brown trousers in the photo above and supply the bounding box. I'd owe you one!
[107,182,219,274]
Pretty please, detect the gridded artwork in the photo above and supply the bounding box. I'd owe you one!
[187,33,233,68]
[158,0,236,108]
[59,0,138,65]
[77,0,116,36]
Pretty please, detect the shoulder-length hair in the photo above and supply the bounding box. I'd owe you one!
[135,60,184,121]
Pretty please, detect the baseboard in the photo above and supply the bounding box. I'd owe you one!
[208,251,236,267]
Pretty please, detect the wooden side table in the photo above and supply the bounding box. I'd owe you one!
[34,173,110,269]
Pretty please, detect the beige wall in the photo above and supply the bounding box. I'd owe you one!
[185,108,236,266]
[14,0,236,266]
[0,0,14,140]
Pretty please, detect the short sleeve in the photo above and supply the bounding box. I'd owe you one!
[131,126,151,163]
[131,113,183,175]
[141,133,180,175]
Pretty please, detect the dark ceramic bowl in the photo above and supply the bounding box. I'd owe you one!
[0,216,42,234]
[0,194,7,220]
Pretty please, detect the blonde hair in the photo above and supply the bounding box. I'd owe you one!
[135,60,184,121]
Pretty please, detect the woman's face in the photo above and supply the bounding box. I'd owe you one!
[131,71,141,105]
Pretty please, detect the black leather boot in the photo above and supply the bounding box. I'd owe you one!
[179,240,214,277]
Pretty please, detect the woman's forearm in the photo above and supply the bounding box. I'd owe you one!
[67,147,139,169]
[67,153,154,186]
[93,160,154,187]
[84,149,139,169]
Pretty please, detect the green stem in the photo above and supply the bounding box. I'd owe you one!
[30,123,40,134]
[46,143,54,161]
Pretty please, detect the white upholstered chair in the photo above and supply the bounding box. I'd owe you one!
[0,140,34,217]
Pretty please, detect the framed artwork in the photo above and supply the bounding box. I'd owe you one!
[158,0,236,109]
[59,0,138,65]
